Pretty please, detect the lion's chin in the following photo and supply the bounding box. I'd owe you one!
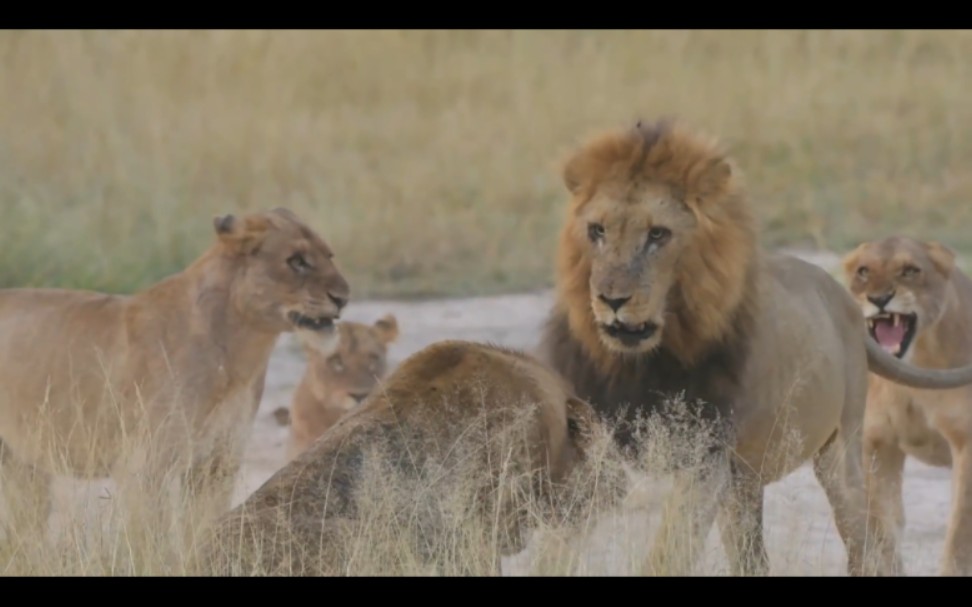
[597,320,662,354]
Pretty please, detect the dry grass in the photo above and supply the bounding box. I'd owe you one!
[2,30,972,298]
[1,383,855,576]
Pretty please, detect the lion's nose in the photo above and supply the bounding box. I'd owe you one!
[867,292,894,309]
[349,392,369,404]
[598,294,631,312]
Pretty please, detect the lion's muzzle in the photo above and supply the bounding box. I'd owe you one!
[601,320,658,347]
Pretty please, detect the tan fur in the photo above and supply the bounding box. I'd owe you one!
[194,340,628,576]
[537,119,972,576]
[0,207,350,551]
[283,314,398,460]
[843,236,972,575]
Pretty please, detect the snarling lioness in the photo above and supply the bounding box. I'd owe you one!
[277,314,399,460]
[536,118,972,576]
[843,235,972,576]
[194,340,628,576]
[0,207,349,551]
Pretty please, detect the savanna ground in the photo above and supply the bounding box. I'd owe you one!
[0,30,968,575]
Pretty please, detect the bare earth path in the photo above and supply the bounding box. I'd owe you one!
[53,250,952,575]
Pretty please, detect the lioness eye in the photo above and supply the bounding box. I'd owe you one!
[647,226,671,243]
[287,253,308,273]
[329,355,344,372]
[902,265,921,277]
[856,266,869,279]
[587,223,605,243]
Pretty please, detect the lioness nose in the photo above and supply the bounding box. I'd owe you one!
[598,294,631,312]
[329,292,348,310]
[867,292,894,309]
[350,392,369,404]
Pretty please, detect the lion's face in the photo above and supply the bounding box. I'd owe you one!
[304,314,398,412]
[843,236,956,360]
[574,182,698,355]
[214,207,350,355]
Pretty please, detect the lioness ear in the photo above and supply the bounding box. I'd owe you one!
[565,395,596,451]
[562,150,587,195]
[373,314,399,344]
[213,214,236,235]
[213,213,271,254]
[924,241,956,277]
[270,207,300,222]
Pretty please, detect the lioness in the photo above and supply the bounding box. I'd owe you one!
[536,118,972,576]
[194,340,627,576]
[278,314,399,460]
[843,235,972,576]
[0,207,349,551]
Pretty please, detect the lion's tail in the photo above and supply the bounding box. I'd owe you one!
[865,337,972,389]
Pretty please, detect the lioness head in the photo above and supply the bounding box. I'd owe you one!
[213,207,350,354]
[302,314,398,412]
[842,236,956,360]
[558,119,754,361]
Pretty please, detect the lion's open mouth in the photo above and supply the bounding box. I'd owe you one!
[867,312,917,358]
[601,321,658,347]
[288,311,335,332]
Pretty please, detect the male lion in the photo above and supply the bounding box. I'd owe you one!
[194,340,628,576]
[0,207,349,553]
[843,235,972,576]
[276,314,399,461]
[536,118,972,576]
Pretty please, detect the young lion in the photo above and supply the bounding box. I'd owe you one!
[843,235,972,576]
[278,314,399,460]
[194,340,628,576]
[0,207,349,553]
[536,118,972,576]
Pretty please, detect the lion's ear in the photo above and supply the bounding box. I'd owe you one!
[924,241,956,277]
[373,314,399,344]
[213,213,271,254]
[687,157,732,205]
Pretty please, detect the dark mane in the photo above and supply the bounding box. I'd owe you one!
[538,264,758,459]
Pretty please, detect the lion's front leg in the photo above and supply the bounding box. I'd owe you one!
[940,426,972,576]
[716,464,768,576]
[643,452,730,576]
[181,444,244,543]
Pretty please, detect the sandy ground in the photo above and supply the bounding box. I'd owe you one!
[50,250,952,575]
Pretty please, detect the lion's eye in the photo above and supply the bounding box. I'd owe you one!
[856,266,869,279]
[647,226,671,243]
[902,265,921,277]
[288,253,309,273]
[329,355,344,372]
[587,223,605,243]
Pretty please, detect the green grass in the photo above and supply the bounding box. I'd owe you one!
[3,30,972,299]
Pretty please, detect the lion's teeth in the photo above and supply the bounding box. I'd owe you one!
[893,314,900,327]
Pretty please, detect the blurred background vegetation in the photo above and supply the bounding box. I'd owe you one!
[2,30,971,298]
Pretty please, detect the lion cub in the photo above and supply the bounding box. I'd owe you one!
[196,340,628,576]
[279,314,399,460]
[843,235,972,576]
